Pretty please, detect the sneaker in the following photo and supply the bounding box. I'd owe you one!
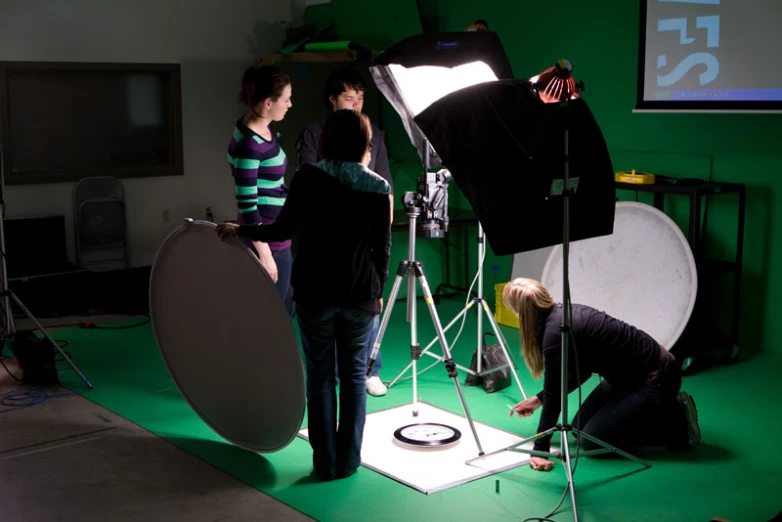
[677,391,701,450]
[366,376,387,397]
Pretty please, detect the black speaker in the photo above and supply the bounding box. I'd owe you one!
[9,331,59,385]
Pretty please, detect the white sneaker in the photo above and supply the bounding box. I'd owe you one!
[366,376,387,397]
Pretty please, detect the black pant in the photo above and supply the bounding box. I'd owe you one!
[572,358,685,452]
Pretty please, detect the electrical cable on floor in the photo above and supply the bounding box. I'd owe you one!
[53,339,73,363]
[0,381,89,414]
[1,338,90,414]
[92,315,150,329]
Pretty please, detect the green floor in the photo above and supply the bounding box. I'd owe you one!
[54,299,781,522]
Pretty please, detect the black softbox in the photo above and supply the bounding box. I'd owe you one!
[414,79,616,256]
[370,31,514,169]
[370,32,615,256]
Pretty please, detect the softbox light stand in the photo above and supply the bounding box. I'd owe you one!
[464,119,650,522]
[396,47,649,520]
[368,34,649,518]
[386,221,528,402]
[456,65,647,522]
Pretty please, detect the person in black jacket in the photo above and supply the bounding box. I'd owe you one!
[502,278,701,472]
[216,109,392,481]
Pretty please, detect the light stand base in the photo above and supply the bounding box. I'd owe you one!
[465,425,650,521]
[473,121,648,522]
[2,290,93,389]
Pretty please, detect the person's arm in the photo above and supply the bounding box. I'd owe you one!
[532,340,589,453]
[233,145,263,227]
[231,143,278,277]
[238,171,304,243]
[295,126,319,171]
[371,128,395,223]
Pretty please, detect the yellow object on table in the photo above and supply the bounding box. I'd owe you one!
[615,169,656,184]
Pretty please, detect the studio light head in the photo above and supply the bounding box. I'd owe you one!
[370,31,514,169]
[530,59,583,104]
[372,34,615,255]
[370,31,515,240]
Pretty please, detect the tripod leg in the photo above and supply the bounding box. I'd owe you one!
[465,426,560,465]
[7,291,93,389]
[559,432,579,522]
[572,428,651,468]
[480,300,528,400]
[408,263,421,417]
[387,300,475,388]
[414,264,485,456]
[366,264,406,378]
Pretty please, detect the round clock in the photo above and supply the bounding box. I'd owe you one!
[393,423,462,448]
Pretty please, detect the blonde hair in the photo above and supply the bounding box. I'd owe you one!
[501,278,555,380]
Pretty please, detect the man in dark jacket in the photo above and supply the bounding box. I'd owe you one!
[295,65,394,397]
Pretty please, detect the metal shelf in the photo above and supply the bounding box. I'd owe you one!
[616,180,746,373]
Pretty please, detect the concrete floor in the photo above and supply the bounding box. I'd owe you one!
[0,317,314,522]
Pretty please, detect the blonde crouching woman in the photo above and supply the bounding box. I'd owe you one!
[502,278,701,472]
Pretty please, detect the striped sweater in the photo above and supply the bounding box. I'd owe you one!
[227,119,290,252]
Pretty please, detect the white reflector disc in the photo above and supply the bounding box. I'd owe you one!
[149,219,304,452]
[541,202,697,350]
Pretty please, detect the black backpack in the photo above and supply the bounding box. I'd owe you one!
[464,332,512,393]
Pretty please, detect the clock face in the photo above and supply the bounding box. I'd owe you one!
[394,423,461,447]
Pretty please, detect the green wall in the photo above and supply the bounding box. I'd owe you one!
[316,0,782,355]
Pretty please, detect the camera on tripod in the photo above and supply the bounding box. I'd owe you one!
[402,168,452,239]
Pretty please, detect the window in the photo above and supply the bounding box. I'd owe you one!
[0,62,184,185]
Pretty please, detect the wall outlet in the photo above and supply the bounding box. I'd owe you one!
[162,209,170,223]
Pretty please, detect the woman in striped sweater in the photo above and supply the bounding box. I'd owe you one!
[227,65,294,316]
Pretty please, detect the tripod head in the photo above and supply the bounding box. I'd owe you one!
[401,139,453,239]
[401,166,452,238]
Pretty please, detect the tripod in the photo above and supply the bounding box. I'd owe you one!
[366,202,485,457]
[0,179,93,389]
[464,126,649,522]
[386,222,528,402]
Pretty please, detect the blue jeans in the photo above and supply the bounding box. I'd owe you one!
[272,248,294,318]
[366,315,383,376]
[296,303,375,480]
[336,314,382,383]
[242,234,294,318]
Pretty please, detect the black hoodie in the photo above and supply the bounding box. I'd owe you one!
[238,160,392,313]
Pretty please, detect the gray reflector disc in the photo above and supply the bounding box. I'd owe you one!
[541,202,697,350]
[149,219,304,452]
